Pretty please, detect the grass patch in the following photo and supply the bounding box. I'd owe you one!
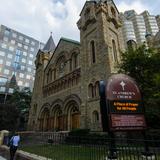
[21,144,160,160]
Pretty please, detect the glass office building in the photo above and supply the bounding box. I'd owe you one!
[0,25,44,94]
[122,10,159,46]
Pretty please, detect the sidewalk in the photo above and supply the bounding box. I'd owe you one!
[0,156,6,160]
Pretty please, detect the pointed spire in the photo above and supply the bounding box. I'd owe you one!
[9,74,18,88]
[42,34,56,52]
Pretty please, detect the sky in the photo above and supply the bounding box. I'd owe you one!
[0,0,159,45]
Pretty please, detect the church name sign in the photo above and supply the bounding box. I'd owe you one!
[106,74,146,131]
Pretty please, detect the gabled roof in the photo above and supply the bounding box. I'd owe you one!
[44,37,80,71]
[43,35,56,52]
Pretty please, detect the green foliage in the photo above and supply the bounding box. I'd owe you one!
[0,104,19,131]
[8,87,32,130]
[118,45,160,128]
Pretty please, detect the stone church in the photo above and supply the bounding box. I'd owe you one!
[28,0,124,131]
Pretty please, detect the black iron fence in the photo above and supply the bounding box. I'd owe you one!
[15,132,160,160]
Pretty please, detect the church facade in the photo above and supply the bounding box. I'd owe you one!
[28,0,124,131]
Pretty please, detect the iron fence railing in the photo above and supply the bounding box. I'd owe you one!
[11,132,160,160]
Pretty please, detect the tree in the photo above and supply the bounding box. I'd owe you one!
[8,87,32,131]
[118,45,160,128]
[0,104,19,131]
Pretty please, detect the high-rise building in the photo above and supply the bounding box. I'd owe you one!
[156,15,160,30]
[0,25,45,93]
[122,10,159,46]
[141,11,159,36]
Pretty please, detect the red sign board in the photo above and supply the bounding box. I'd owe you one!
[106,74,141,101]
[110,114,146,131]
[106,74,146,131]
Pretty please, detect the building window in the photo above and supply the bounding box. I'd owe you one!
[27,68,32,72]
[25,82,29,87]
[12,33,17,38]
[28,60,33,65]
[24,45,28,50]
[9,46,14,51]
[8,88,14,93]
[92,111,99,123]
[1,43,7,49]
[7,54,13,59]
[0,77,8,85]
[95,81,99,97]
[31,41,35,46]
[3,37,8,42]
[23,51,27,56]
[0,59,3,64]
[18,43,22,48]
[21,66,25,70]
[0,51,5,56]
[11,40,15,44]
[4,69,10,75]
[29,54,33,58]
[111,7,116,17]
[13,62,20,70]
[26,75,31,80]
[112,39,118,62]
[6,61,11,66]
[88,83,94,98]
[25,39,30,43]
[30,48,34,52]
[18,81,23,86]
[90,41,96,63]
[72,53,78,69]
[15,50,22,63]
[19,36,23,40]
[22,58,26,63]
[4,28,10,36]
[0,87,6,92]
[19,73,24,78]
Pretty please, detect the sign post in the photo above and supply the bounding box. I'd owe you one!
[99,74,149,159]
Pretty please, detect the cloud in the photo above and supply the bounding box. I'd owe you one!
[0,0,158,45]
[0,0,86,44]
[116,0,150,14]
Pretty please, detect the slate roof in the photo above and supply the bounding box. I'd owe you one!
[43,35,56,52]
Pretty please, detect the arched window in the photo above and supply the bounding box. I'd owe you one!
[71,53,78,70]
[95,81,99,97]
[88,83,94,98]
[90,41,96,64]
[111,7,116,17]
[55,56,66,78]
[112,40,118,62]
[92,111,99,123]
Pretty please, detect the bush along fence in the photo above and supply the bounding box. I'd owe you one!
[13,131,160,160]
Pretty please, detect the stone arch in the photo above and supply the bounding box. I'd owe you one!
[50,104,63,131]
[38,103,51,131]
[64,95,81,130]
[92,110,99,123]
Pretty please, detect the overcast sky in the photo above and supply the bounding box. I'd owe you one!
[0,0,159,44]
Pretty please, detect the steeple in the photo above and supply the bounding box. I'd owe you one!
[42,33,56,52]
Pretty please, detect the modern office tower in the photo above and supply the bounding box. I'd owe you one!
[0,24,45,94]
[156,15,160,30]
[123,10,159,46]
[124,10,146,45]
[120,13,136,47]
[141,11,159,36]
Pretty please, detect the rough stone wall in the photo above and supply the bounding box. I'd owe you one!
[28,1,124,132]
